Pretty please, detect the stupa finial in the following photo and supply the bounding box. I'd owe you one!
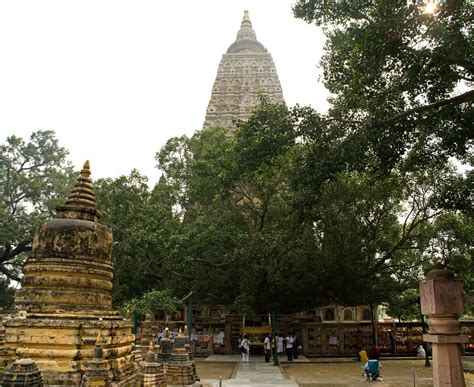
[56,160,101,222]
[243,10,250,23]
[81,160,91,177]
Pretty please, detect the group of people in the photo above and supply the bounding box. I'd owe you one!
[239,333,301,363]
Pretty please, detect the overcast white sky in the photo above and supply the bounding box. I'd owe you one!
[0,1,329,185]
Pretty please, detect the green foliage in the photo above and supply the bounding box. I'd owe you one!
[102,3,474,316]
[293,0,473,171]
[94,170,177,305]
[147,89,472,314]
[123,289,180,316]
[0,130,75,280]
[425,212,474,294]
[385,288,421,322]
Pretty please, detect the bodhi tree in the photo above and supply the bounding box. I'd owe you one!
[291,0,473,314]
[292,0,473,171]
[0,130,75,281]
[153,94,471,316]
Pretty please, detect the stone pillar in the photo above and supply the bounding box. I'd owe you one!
[420,265,468,387]
[302,323,309,356]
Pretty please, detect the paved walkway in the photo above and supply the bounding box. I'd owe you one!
[227,361,298,386]
[204,357,298,386]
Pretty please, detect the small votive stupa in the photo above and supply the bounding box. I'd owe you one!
[166,329,195,386]
[139,341,166,386]
[1,162,137,385]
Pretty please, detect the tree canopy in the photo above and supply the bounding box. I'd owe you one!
[293,0,473,172]
[0,130,75,281]
[148,95,472,314]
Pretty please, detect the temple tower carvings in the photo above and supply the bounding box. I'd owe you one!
[1,161,136,385]
[203,10,285,129]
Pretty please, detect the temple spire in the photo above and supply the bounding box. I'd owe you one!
[203,11,284,129]
[235,9,258,43]
[242,10,250,24]
[56,160,101,221]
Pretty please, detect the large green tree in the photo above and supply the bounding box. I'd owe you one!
[293,0,473,171]
[94,170,177,305]
[0,130,75,281]
[292,0,473,313]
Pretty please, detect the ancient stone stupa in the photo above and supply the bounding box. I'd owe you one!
[1,161,137,385]
[203,10,285,129]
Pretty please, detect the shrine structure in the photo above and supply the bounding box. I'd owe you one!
[0,162,136,385]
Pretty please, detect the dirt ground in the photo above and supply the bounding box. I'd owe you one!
[195,360,236,381]
[281,359,434,386]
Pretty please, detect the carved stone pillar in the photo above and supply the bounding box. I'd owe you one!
[420,266,468,387]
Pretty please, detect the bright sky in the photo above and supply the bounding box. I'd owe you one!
[0,1,329,185]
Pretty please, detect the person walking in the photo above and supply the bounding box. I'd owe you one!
[240,335,250,363]
[285,334,294,361]
[263,334,271,363]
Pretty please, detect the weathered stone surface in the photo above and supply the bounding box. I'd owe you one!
[0,162,137,385]
[3,357,43,386]
[165,333,196,386]
[203,10,284,129]
[80,339,112,387]
[420,268,465,318]
[139,342,166,386]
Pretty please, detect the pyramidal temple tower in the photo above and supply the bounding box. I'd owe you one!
[203,10,285,129]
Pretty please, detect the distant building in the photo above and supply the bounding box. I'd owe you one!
[203,10,284,129]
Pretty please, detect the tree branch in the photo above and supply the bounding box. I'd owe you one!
[0,240,32,264]
[326,89,474,126]
[0,265,21,282]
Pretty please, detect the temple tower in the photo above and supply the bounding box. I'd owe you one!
[203,10,285,129]
[1,162,137,385]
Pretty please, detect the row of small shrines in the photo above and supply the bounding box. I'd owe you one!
[0,327,199,386]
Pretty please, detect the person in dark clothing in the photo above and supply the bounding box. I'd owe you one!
[293,334,299,359]
[369,345,380,360]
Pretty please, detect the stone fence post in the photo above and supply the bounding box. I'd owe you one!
[419,266,468,387]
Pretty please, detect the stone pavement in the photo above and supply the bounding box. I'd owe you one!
[203,357,298,386]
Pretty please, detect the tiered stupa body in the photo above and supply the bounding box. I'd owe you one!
[203,10,285,129]
[1,162,137,385]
